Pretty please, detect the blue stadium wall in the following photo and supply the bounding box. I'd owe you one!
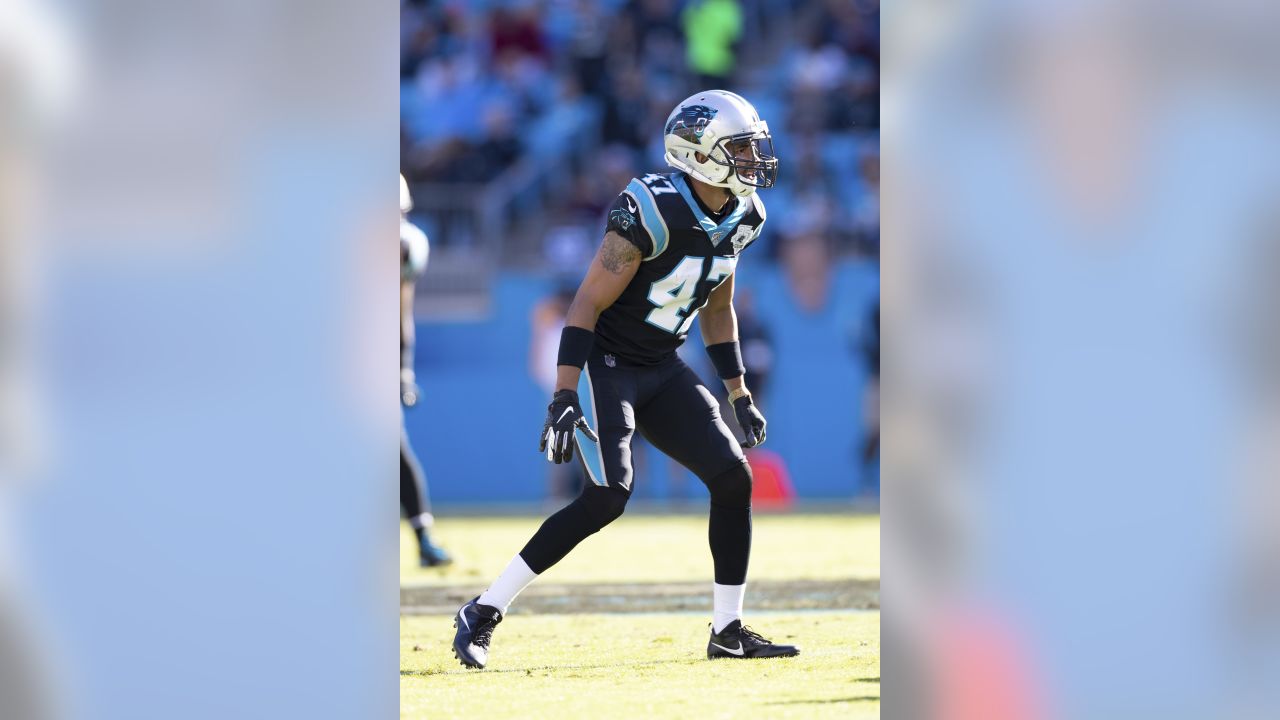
[406,260,879,504]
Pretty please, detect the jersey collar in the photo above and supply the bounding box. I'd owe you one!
[672,173,749,247]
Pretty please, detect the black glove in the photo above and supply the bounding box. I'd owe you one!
[539,389,598,464]
[401,370,420,407]
[732,394,767,448]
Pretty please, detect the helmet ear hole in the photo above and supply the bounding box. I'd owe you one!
[694,151,708,163]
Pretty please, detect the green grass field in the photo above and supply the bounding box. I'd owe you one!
[401,611,879,719]
[401,513,880,585]
[401,512,879,719]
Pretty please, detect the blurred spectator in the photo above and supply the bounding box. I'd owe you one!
[400,0,878,258]
[401,2,464,79]
[489,4,550,64]
[464,104,522,183]
[829,60,879,131]
[566,0,610,97]
[816,0,878,63]
[735,290,776,405]
[601,65,650,149]
[781,233,832,313]
[566,145,637,223]
[622,0,686,82]
[681,0,742,88]
[791,30,849,94]
[851,152,880,255]
[542,223,596,273]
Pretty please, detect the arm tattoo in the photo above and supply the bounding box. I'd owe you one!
[599,234,641,275]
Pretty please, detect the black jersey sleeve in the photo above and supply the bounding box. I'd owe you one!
[604,190,654,258]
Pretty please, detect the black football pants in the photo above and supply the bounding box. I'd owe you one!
[519,348,753,585]
[400,429,431,520]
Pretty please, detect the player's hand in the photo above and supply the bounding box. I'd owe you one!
[732,394,767,448]
[401,369,420,407]
[539,389,598,464]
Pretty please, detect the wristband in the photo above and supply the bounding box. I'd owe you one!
[728,387,751,404]
[706,341,746,380]
[557,326,595,369]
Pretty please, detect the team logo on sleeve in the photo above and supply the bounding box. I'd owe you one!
[730,224,755,253]
[664,105,718,143]
[609,207,637,231]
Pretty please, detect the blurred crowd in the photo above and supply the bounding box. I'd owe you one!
[400,0,880,261]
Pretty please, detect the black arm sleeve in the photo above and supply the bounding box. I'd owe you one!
[604,191,653,258]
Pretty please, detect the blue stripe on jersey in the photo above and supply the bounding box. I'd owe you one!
[671,173,751,247]
[576,364,608,487]
[625,179,669,260]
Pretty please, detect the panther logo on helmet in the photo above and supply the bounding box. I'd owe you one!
[664,105,719,144]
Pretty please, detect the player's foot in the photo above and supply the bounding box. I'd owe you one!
[707,620,800,659]
[452,597,503,669]
[418,535,453,567]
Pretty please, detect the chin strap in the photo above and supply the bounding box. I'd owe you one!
[665,151,733,188]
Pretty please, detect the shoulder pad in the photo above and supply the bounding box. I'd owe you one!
[750,192,766,224]
[624,177,672,261]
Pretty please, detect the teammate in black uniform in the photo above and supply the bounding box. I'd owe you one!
[453,91,799,667]
[401,175,451,567]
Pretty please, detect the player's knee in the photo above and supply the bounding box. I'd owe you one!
[705,462,753,510]
[580,484,630,530]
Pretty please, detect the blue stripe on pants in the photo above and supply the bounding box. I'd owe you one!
[576,363,608,487]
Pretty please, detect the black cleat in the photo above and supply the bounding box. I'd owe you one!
[707,620,800,659]
[452,597,503,669]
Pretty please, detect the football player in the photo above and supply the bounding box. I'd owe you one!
[453,91,799,667]
[401,175,451,567]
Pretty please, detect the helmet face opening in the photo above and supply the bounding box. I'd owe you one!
[709,133,778,189]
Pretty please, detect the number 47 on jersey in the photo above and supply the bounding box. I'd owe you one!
[646,256,736,335]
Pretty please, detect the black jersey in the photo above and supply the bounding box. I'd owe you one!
[594,172,766,365]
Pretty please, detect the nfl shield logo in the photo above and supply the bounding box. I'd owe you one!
[605,354,617,368]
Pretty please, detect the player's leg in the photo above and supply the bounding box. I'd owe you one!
[454,360,637,668]
[480,360,636,608]
[401,430,451,567]
[636,361,798,659]
[637,364,751,618]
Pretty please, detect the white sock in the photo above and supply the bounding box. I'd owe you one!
[477,555,539,614]
[409,512,434,530]
[712,582,746,633]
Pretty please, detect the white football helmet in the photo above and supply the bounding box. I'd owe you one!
[662,90,778,197]
[400,173,412,215]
